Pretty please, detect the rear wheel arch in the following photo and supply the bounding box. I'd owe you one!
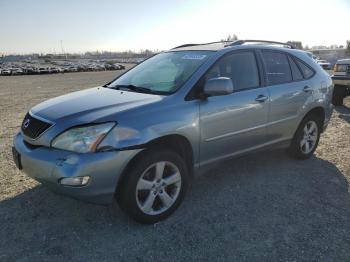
[289,112,322,160]
[288,107,325,159]
[301,107,325,132]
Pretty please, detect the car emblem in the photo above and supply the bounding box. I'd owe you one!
[23,119,31,129]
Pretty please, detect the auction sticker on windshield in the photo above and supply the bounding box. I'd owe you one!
[181,54,207,60]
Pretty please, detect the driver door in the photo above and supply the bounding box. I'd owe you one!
[199,50,270,165]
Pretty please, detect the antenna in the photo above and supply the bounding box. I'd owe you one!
[60,40,65,54]
[60,40,68,59]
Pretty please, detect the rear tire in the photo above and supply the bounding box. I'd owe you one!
[117,149,189,224]
[288,114,321,160]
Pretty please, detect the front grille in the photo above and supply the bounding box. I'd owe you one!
[21,112,52,139]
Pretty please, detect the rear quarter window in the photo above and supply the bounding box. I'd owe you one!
[288,56,303,81]
[294,58,315,79]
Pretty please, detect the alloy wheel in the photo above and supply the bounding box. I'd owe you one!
[300,120,318,154]
[135,161,182,215]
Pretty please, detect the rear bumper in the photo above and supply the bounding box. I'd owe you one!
[13,132,142,204]
[332,75,350,86]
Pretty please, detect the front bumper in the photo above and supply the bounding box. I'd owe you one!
[332,75,350,86]
[13,132,142,204]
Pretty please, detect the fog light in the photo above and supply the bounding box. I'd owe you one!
[60,176,90,186]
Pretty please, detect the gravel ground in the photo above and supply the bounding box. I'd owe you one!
[0,71,349,261]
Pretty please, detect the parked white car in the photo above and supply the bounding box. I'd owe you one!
[1,69,12,75]
[11,68,24,75]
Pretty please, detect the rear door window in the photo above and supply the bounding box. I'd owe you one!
[261,51,292,85]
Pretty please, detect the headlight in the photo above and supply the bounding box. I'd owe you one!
[52,122,115,153]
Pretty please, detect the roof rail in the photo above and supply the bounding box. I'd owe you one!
[227,40,295,49]
[172,40,296,50]
[172,44,201,49]
[171,41,232,49]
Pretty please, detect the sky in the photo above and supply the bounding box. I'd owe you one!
[0,0,349,54]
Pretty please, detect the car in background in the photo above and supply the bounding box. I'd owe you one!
[35,67,50,74]
[23,67,36,75]
[86,65,96,71]
[116,64,125,70]
[1,69,12,75]
[13,40,333,223]
[104,64,115,70]
[11,68,24,75]
[317,60,332,70]
[77,65,88,72]
[332,59,350,105]
[105,63,125,70]
[62,66,77,73]
[95,65,106,71]
[0,61,128,76]
[49,67,60,73]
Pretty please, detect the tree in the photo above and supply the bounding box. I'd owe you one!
[287,41,303,49]
[221,34,238,42]
[346,40,350,55]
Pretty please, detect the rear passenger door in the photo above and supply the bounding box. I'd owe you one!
[199,50,270,165]
[260,50,315,142]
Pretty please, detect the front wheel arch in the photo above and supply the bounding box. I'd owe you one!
[115,134,194,200]
[116,148,190,223]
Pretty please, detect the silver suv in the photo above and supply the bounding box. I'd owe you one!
[12,40,333,223]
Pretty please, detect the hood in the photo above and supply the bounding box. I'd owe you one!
[31,87,162,123]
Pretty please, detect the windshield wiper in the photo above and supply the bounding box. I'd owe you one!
[109,84,155,94]
[109,84,168,95]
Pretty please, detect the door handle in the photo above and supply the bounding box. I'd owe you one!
[303,86,313,93]
[255,94,268,103]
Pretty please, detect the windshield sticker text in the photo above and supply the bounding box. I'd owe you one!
[181,54,207,60]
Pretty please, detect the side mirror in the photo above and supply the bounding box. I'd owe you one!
[203,77,234,97]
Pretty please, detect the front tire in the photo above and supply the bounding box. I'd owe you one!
[118,149,189,224]
[288,114,321,160]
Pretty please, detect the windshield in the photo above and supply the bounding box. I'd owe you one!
[108,51,212,94]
